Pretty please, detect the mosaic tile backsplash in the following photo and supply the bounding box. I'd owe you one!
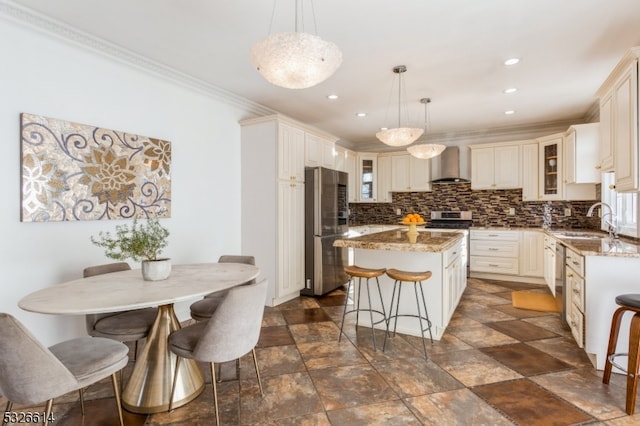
[349,182,601,230]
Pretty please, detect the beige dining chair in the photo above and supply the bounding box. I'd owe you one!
[83,262,158,359]
[168,278,268,425]
[189,255,256,322]
[0,313,129,426]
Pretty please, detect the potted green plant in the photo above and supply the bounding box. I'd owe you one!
[91,218,171,281]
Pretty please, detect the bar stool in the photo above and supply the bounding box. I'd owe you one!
[339,265,388,351]
[603,294,640,415]
[383,268,433,359]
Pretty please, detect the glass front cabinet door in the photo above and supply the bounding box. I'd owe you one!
[357,154,378,202]
[538,135,563,200]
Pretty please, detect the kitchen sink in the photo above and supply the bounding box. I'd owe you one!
[550,231,608,240]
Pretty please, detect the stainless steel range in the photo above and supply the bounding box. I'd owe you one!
[425,211,473,275]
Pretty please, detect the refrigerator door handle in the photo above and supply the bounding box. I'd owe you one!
[313,167,321,236]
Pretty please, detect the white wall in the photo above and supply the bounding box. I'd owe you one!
[0,16,256,344]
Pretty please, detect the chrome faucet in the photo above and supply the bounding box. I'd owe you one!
[586,202,618,239]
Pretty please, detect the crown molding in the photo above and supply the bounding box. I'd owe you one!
[0,0,275,117]
[339,117,591,152]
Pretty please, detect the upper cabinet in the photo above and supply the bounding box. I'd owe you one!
[538,134,563,200]
[277,122,306,182]
[304,132,338,169]
[598,93,615,172]
[470,143,520,190]
[356,153,378,202]
[596,47,640,192]
[564,123,600,184]
[377,155,392,202]
[521,142,539,201]
[389,153,431,192]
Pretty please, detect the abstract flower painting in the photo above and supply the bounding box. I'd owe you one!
[20,113,171,222]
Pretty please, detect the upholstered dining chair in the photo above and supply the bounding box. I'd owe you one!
[0,313,129,426]
[189,255,256,322]
[83,262,158,359]
[168,278,268,425]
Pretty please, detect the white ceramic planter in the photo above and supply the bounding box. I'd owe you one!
[141,259,171,281]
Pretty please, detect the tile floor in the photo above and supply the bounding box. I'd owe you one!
[5,277,640,425]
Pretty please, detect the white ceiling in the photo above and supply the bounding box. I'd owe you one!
[8,0,640,151]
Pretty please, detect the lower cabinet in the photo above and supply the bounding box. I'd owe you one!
[443,241,465,325]
[276,181,306,304]
[543,235,556,295]
[469,230,519,275]
[520,231,545,278]
[566,247,585,348]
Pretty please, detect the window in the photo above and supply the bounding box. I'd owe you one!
[602,172,638,237]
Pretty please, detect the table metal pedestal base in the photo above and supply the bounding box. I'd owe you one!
[122,304,204,413]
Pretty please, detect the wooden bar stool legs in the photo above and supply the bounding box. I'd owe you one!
[603,294,640,415]
[383,268,433,359]
[339,266,388,351]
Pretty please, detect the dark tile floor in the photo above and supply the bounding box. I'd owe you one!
[5,277,640,425]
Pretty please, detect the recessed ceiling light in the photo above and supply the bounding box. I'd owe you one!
[504,58,520,66]
[504,110,516,115]
[356,112,367,117]
[327,94,339,100]
[503,87,518,94]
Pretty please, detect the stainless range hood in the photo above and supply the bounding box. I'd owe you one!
[431,146,469,183]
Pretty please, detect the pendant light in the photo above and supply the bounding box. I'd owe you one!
[376,65,423,147]
[407,98,446,159]
[250,0,343,89]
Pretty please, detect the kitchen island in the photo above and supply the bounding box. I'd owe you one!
[334,228,466,340]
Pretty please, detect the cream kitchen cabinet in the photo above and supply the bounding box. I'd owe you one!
[538,134,563,200]
[443,239,465,325]
[277,122,305,182]
[377,155,392,202]
[345,149,357,202]
[542,235,556,296]
[520,230,545,278]
[521,143,539,201]
[564,123,600,184]
[565,247,585,348]
[241,115,316,306]
[304,132,337,169]
[390,153,431,192]
[356,153,378,202]
[598,93,614,172]
[469,230,519,275]
[596,48,640,192]
[470,143,520,190]
[334,145,347,172]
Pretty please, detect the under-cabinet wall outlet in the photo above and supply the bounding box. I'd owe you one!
[564,208,571,217]
[396,208,402,215]
[508,207,515,215]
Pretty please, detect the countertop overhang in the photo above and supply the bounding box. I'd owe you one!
[334,229,464,253]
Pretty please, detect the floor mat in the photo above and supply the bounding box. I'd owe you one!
[511,290,561,313]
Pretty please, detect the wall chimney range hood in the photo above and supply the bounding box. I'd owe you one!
[431,146,469,183]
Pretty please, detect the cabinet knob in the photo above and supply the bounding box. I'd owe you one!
[567,272,573,278]
[609,184,616,190]
[595,165,602,170]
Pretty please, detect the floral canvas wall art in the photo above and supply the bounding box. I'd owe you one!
[20,113,171,222]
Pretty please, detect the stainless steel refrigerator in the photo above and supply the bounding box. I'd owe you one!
[303,167,349,296]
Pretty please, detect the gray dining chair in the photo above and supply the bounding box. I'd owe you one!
[83,262,158,359]
[0,313,129,426]
[168,278,268,425]
[189,255,256,322]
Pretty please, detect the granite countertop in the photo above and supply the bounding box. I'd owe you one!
[334,229,463,253]
[545,232,640,258]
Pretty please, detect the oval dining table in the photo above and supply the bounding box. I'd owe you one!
[18,262,260,414]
